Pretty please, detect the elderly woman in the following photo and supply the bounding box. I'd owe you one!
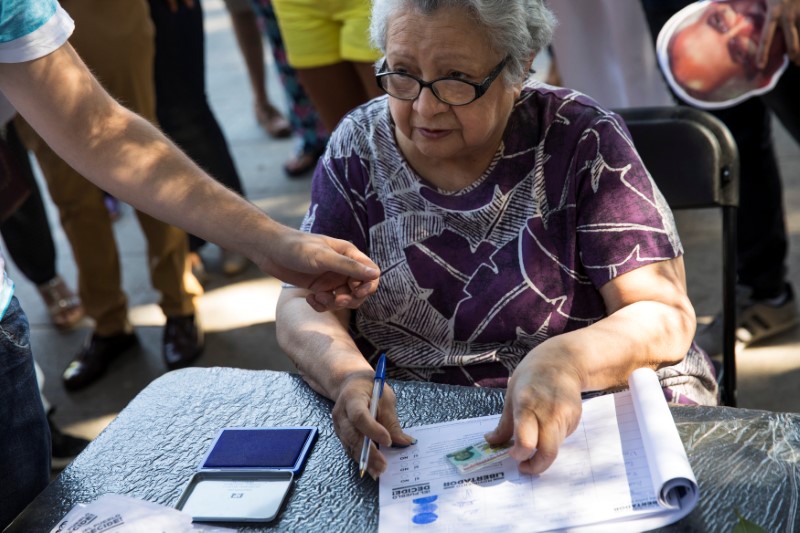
[276,0,718,480]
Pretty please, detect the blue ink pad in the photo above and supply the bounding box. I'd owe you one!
[176,427,317,522]
[200,427,317,475]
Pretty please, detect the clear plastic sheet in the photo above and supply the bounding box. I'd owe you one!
[8,369,799,532]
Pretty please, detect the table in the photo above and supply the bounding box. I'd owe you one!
[9,368,800,532]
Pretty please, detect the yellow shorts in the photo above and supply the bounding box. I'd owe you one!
[271,0,381,68]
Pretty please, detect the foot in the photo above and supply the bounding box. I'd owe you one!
[62,331,138,391]
[696,283,800,356]
[188,251,210,285]
[222,249,249,276]
[47,409,90,470]
[37,275,85,330]
[163,314,204,371]
[283,147,324,178]
[256,103,292,139]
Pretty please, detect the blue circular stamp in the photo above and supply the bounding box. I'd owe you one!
[412,512,439,525]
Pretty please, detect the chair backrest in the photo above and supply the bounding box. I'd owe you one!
[615,106,740,407]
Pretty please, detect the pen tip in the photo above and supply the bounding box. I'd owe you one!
[360,468,366,478]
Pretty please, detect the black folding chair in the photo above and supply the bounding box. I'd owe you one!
[616,106,739,407]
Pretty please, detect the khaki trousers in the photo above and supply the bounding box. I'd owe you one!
[16,0,201,336]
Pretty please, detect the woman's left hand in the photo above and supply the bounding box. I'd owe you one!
[484,346,584,475]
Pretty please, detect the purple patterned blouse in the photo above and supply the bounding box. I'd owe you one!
[301,84,718,405]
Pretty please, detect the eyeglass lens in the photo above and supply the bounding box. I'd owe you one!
[379,75,478,105]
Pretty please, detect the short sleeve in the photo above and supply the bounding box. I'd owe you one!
[300,147,371,255]
[572,113,682,287]
[0,0,74,63]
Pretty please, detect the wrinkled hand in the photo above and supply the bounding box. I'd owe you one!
[332,371,415,479]
[484,350,583,475]
[758,0,800,67]
[163,0,195,13]
[259,227,380,312]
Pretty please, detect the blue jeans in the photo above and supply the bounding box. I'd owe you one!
[0,297,50,529]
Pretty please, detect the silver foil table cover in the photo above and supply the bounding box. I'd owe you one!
[7,368,800,532]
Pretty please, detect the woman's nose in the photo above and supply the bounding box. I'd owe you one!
[413,86,449,117]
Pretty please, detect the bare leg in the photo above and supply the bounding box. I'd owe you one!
[229,9,291,136]
[296,61,380,132]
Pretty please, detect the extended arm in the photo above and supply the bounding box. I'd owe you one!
[0,44,377,304]
[276,288,415,478]
[487,257,696,474]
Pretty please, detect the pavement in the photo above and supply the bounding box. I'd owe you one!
[8,0,800,446]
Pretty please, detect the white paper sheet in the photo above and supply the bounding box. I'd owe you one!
[379,369,698,532]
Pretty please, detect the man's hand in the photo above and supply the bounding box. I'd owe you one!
[758,0,800,67]
[258,227,380,312]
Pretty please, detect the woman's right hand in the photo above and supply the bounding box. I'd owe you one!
[331,371,416,479]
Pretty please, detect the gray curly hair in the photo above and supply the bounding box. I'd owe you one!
[370,0,557,86]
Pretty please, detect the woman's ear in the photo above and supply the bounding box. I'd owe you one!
[525,53,536,74]
[511,53,537,98]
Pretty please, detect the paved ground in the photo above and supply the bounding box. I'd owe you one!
[8,0,800,445]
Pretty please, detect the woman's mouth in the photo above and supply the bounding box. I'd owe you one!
[416,127,450,139]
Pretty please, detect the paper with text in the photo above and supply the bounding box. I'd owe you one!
[379,368,698,532]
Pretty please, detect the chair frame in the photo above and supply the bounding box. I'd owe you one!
[616,106,739,407]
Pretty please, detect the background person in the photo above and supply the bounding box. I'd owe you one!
[14,0,204,390]
[147,0,252,280]
[223,0,291,137]
[642,0,800,356]
[276,0,718,480]
[251,0,331,177]
[270,0,384,132]
[0,118,84,330]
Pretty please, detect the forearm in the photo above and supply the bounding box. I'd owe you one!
[78,110,282,262]
[276,289,372,399]
[0,45,282,263]
[539,297,695,393]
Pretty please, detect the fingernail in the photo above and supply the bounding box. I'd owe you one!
[391,434,417,448]
[363,267,379,277]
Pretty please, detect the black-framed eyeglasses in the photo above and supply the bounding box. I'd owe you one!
[375,57,509,106]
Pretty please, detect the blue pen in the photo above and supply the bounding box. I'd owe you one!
[359,353,387,478]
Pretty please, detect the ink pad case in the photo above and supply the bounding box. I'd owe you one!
[175,427,317,522]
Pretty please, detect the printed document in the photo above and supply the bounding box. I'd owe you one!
[379,368,698,532]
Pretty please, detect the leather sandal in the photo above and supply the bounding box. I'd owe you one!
[37,275,84,330]
[257,104,292,139]
[283,147,324,178]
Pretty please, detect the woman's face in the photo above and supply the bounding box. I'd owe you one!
[383,6,521,174]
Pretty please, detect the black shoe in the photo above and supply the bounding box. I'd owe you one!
[63,331,138,391]
[47,409,90,470]
[163,314,204,370]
